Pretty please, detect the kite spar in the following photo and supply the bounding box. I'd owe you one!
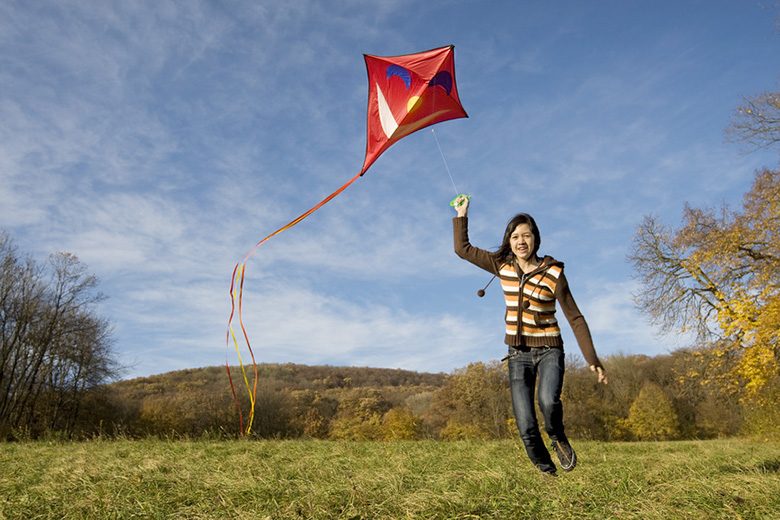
[227,45,468,436]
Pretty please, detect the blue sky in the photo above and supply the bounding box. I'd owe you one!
[2,0,778,379]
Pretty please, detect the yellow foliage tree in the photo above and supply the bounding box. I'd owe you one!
[381,408,420,440]
[630,169,779,402]
[624,382,680,441]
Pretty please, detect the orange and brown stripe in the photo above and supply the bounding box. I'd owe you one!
[499,261,563,343]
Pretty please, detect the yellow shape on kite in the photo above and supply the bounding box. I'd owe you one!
[407,95,421,113]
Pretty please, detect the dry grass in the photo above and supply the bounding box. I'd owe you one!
[1,438,779,519]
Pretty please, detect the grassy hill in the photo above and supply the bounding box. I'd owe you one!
[80,363,449,438]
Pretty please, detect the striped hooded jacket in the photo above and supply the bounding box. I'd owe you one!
[453,217,602,368]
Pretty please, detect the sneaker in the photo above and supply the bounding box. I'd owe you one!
[551,439,577,472]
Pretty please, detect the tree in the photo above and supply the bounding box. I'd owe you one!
[562,355,624,440]
[0,232,117,438]
[290,390,338,438]
[666,348,742,439]
[381,408,421,440]
[629,169,780,399]
[632,80,780,435]
[429,362,512,439]
[624,382,680,441]
[328,389,391,440]
[728,92,780,150]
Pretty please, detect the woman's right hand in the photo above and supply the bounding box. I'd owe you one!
[453,195,469,217]
[590,365,608,385]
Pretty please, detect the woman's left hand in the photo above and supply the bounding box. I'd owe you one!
[453,194,469,217]
[590,365,608,385]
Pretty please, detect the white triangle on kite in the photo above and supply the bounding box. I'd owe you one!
[376,84,399,139]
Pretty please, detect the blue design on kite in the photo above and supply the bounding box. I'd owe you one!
[428,71,453,95]
[386,65,411,89]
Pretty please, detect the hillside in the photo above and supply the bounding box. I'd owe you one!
[79,363,449,438]
[110,363,447,399]
[66,352,762,441]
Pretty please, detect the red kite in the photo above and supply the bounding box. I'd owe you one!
[227,45,467,436]
[361,45,468,174]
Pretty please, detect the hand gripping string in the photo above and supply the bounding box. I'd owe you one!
[226,171,364,436]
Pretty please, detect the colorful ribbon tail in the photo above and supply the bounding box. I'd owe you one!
[226,170,364,436]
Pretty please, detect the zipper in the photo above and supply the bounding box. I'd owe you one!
[514,259,550,346]
[515,263,529,346]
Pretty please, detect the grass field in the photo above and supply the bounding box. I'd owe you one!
[1,438,779,519]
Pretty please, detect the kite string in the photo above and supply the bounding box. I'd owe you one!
[431,128,459,195]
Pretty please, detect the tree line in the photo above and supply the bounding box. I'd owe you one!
[24,353,748,441]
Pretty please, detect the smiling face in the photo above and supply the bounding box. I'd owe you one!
[510,223,536,262]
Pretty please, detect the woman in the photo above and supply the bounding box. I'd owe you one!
[452,195,607,476]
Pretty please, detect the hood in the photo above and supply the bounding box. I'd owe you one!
[540,255,564,269]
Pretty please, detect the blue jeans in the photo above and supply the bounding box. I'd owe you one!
[507,346,567,473]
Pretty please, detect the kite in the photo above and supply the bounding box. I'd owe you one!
[226,45,468,436]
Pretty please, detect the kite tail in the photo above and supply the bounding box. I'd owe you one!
[225,264,245,435]
[226,170,364,436]
[227,264,258,436]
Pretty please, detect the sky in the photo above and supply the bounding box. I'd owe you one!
[2,0,779,380]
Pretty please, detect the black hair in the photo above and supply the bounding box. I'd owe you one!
[496,213,541,262]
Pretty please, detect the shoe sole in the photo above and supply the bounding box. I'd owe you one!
[560,449,577,471]
[552,442,577,472]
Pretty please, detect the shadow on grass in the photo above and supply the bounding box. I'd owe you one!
[717,457,780,475]
[758,458,780,473]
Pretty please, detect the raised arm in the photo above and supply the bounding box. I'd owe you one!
[452,196,499,274]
